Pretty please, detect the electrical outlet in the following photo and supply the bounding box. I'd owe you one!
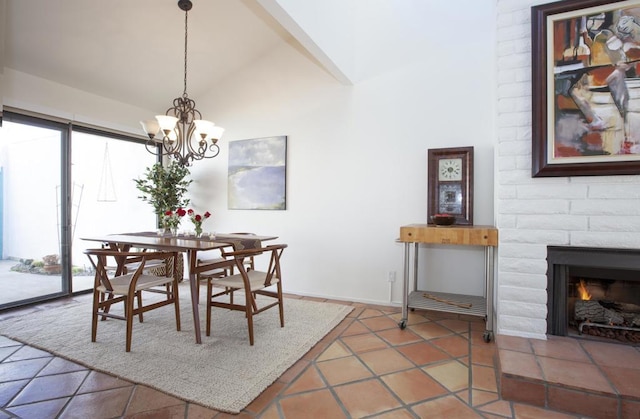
[388,271,396,283]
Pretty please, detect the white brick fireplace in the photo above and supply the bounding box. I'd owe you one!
[496,0,640,339]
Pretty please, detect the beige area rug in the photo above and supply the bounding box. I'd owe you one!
[0,284,353,413]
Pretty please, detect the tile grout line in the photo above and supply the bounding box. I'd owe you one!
[577,340,624,419]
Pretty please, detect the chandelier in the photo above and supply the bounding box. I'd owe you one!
[140,0,224,167]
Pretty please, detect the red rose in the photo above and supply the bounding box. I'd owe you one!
[187,209,194,215]
[204,211,211,218]
[177,208,186,217]
[165,210,173,216]
[195,214,202,222]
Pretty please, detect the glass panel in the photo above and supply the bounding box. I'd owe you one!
[0,120,64,307]
[70,131,158,292]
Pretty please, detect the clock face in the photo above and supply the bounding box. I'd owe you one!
[438,158,463,181]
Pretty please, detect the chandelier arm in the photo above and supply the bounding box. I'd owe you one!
[163,134,179,154]
[209,144,221,158]
[145,140,162,157]
[185,123,199,156]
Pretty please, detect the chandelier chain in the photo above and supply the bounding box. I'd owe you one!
[183,8,188,97]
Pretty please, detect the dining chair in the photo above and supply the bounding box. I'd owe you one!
[196,246,234,301]
[84,248,181,352]
[146,252,184,282]
[205,243,287,345]
[197,233,258,301]
[101,245,175,279]
[230,232,257,272]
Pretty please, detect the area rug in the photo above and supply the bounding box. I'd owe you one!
[0,285,353,413]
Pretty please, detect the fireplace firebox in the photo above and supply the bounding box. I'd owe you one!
[546,246,640,345]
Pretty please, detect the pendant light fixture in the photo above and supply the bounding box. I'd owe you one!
[140,0,224,167]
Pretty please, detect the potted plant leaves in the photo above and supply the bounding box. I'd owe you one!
[134,161,192,229]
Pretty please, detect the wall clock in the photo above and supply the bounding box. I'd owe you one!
[427,146,474,225]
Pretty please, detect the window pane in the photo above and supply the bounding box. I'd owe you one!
[0,121,64,306]
[71,131,158,292]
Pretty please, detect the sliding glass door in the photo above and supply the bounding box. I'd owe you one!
[0,112,158,309]
[70,128,157,292]
[0,114,67,307]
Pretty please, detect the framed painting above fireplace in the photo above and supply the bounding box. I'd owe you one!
[532,0,640,177]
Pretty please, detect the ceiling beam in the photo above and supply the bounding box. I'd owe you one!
[255,0,354,85]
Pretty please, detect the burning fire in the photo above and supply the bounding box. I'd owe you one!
[577,280,591,301]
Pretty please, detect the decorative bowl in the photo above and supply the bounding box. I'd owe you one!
[431,214,456,226]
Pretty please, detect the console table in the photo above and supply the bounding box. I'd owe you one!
[398,224,498,342]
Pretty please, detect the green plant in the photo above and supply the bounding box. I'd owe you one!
[134,162,192,222]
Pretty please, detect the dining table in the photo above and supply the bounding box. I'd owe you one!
[81,231,278,344]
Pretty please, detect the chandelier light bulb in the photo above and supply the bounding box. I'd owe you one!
[193,119,215,141]
[166,129,178,144]
[156,115,179,133]
[140,119,161,140]
[209,126,225,143]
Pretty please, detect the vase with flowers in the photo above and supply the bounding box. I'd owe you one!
[188,209,211,237]
[163,208,187,235]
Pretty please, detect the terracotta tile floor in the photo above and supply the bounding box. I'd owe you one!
[497,334,640,418]
[1,294,638,418]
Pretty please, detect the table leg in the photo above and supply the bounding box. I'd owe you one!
[413,242,419,292]
[483,246,495,342]
[187,250,202,344]
[400,242,410,329]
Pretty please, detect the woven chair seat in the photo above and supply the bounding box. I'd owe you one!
[96,273,176,295]
[211,270,280,292]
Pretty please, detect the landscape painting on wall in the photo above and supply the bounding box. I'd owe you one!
[532,0,640,176]
[228,136,287,210]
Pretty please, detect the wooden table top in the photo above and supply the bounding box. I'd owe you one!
[398,224,498,246]
[81,232,278,251]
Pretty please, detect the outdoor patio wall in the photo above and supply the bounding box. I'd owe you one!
[496,0,640,339]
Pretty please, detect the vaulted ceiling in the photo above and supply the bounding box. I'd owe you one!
[3,0,298,112]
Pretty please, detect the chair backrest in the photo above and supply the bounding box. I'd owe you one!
[221,244,287,287]
[84,248,178,291]
[227,233,261,252]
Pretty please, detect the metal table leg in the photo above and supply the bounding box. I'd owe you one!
[399,242,410,329]
[483,246,495,342]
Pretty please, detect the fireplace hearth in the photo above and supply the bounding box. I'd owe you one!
[547,246,640,346]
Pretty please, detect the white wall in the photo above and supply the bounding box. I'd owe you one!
[3,2,498,307]
[2,68,153,132]
[496,0,640,339]
[192,0,497,304]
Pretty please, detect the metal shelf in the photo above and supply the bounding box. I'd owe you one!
[409,290,486,318]
[398,224,497,342]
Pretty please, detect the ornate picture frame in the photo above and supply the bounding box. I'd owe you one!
[427,146,474,225]
[532,0,640,177]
